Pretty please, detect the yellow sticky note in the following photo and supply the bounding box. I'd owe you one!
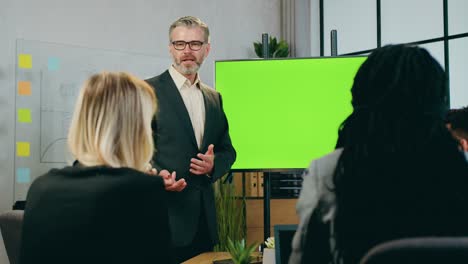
[18,54,32,69]
[18,108,32,123]
[18,81,32,96]
[17,142,30,157]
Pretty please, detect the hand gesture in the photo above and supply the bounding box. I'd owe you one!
[190,144,215,176]
[148,168,187,192]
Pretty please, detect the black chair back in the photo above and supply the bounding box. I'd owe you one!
[360,237,468,264]
[0,210,24,264]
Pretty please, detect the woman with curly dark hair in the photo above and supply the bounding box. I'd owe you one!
[290,44,468,264]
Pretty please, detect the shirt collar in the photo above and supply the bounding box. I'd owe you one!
[169,65,201,91]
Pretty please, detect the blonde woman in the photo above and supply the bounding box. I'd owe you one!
[20,72,178,264]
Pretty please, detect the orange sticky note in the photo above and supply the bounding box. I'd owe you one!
[17,142,30,157]
[18,81,32,96]
[18,54,32,69]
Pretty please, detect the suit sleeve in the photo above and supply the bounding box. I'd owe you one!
[210,93,236,182]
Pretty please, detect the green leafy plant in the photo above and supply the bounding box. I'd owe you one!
[227,238,259,264]
[214,174,246,252]
[253,36,289,58]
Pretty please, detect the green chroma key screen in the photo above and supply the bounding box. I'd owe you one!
[215,56,366,170]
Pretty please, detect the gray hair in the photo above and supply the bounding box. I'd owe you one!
[169,16,210,43]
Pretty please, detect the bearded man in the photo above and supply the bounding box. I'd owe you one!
[145,16,236,263]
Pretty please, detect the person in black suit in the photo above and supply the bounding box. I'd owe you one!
[146,16,236,263]
[446,106,468,153]
[20,72,177,264]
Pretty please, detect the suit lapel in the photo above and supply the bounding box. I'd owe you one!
[161,71,198,149]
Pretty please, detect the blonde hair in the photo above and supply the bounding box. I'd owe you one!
[68,72,156,172]
[169,16,210,43]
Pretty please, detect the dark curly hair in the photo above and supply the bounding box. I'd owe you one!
[330,44,468,264]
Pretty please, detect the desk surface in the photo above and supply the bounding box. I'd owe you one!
[182,252,262,264]
[182,252,232,264]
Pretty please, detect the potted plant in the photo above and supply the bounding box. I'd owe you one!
[214,174,246,251]
[253,36,289,58]
[227,238,260,264]
[263,237,276,264]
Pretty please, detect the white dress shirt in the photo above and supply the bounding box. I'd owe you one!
[169,66,206,149]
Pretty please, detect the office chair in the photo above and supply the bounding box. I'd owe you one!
[359,237,468,264]
[0,210,24,264]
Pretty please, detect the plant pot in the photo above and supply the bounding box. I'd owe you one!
[262,248,275,264]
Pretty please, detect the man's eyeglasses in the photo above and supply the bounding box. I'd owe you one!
[171,41,205,51]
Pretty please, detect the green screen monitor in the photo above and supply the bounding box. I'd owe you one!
[215,56,367,170]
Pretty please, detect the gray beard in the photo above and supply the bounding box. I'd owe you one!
[175,61,202,75]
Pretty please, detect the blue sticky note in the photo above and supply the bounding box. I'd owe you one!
[16,168,31,183]
[48,57,60,71]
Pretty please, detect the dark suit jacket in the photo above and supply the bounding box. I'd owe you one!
[20,166,175,264]
[146,70,236,247]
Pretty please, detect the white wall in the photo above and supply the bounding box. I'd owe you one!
[320,0,468,108]
[450,37,468,108]
[295,0,311,57]
[0,0,281,262]
[309,0,321,57]
[447,0,468,108]
[381,0,446,70]
[448,0,468,35]
[323,0,377,56]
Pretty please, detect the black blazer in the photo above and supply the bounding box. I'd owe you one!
[20,166,175,264]
[146,71,236,247]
